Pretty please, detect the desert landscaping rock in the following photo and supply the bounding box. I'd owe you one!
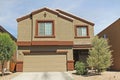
[70,71,120,80]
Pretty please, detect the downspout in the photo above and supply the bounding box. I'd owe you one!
[30,14,33,45]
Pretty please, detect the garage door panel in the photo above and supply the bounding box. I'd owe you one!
[24,63,66,67]
[24,56,66,62]
[23,52,66,72]
[24,59,66,63]
[24,65,66,69]
[24,68,66,72]
[24,62,66,65]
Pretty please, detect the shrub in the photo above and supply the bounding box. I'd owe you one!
[75,61,87,75]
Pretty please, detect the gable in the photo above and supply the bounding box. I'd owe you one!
[16,8,94,26]
[17,8,73,22]
[56,9,94,26]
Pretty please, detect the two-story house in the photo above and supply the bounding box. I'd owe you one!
[98,18,120,70]
[16,7,94,72]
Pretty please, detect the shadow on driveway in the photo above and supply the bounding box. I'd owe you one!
[11,72,73,80]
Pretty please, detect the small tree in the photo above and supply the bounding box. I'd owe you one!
[87,36,112,74]
[0,33,16,76]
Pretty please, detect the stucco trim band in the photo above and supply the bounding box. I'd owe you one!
[17,41,73,46]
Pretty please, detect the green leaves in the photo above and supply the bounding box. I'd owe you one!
[75,61,87,75]
[0,33,16,61]
[0,33,16,76]
[87,36,112,73]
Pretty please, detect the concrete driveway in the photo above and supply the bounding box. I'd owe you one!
[11,72,73,80]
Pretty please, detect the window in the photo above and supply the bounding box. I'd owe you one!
[103,34,107,39]
[75,26,89,38]
[38,22,52,36]
[35,20,55,38]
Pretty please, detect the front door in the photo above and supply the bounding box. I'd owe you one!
[73,49,89,64]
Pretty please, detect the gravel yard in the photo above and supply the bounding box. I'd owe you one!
[0,72,21,80]
[69,71,120,80]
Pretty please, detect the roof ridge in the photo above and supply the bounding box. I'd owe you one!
[17,7,73,22]
[0,25,16,41]
[97,18,120,35]
[17,7,94,25]
[56,9,94,26]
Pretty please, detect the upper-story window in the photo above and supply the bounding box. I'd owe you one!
[35,20,55,38]
[75,25,89,38]
[103,34,107,39]
[38,22,52,36]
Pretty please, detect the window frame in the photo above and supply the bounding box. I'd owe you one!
[35,20,55,38]
[74,25,89,38]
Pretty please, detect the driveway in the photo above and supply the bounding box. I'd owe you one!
[11,72,73,80]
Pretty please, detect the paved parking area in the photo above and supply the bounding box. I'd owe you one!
[11,72,73,80]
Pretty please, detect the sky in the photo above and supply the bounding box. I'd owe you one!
[0,0,120,38]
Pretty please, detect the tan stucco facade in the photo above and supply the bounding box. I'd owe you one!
[32,11,73,41]
[18,18,32,41]
[17,46,73,61]
[17,8,94,71]
[98,18,120,70]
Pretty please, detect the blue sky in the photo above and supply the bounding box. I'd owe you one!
[0,0,120,37]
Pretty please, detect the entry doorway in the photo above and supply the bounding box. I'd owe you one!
[73,49,89,65]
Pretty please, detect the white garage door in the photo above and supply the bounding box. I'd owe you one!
[23,52,66,72]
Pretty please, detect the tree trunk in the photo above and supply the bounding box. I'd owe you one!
[96,69,101,75]
[1,61,5,76]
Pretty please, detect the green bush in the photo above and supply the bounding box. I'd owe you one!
[75,61,87,75]
[87,36,112,74]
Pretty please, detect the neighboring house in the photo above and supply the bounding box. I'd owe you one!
[16,7,94,72]
[98,18,120,70]
[0,25,16,71]
[0,25,16,41]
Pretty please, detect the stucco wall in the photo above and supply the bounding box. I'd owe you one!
[17,9,94,62]
[17,11,94,43]
[17,46,73,61]
[32,11,73,41]
[17,18,31,41]
[73,19,94,45]
[98,19,120,70]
